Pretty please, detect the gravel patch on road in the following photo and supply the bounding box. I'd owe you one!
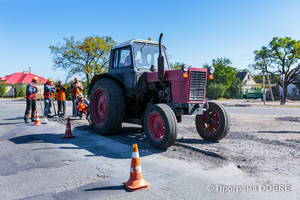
[49,113,300,181]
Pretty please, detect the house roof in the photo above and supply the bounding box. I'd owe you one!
[0,71,47,84]
[236,72,247,81]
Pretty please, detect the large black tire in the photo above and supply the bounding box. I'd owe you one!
[90,78,125,135]
[144,104,178,149]
[195,102,230,141]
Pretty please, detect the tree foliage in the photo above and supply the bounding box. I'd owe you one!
[204,57,241,99]
[249,37,300,104]
[18,83,27,98]
[0,80,8,98]
[49,35,116,91]
[14,84,19,97]
[206,83,226,100]
[170,62,192,69]
[170,62,183,69]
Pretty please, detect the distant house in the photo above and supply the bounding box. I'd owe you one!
[276,83,299,97]
[0,71,47,97]
[236,71,258,94]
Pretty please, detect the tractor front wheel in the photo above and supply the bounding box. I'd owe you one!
[195,102,230,141]
[144,104,178,149]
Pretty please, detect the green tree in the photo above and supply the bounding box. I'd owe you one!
[226,79,243,98]
[49,35,116,91]
[250,37,300,104]
[14,84,19,97]
[170,62,183,69]
[238,68,248,72]
[204,57,240,98]
[206,83,226,100]
[0,80,8,98]
[18,83,27,98]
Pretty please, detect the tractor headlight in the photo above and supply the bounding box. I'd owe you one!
[208,66,215,74]
[181,64,189,72]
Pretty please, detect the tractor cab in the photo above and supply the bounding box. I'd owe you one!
[110,39,170,71]
[108,39,170,97]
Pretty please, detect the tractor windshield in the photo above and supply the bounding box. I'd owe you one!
[133,44,170,70]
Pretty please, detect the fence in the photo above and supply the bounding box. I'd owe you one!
[243,93,263,99]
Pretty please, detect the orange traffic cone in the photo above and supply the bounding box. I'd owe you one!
[123,144,150,191]
[33,111,42,126]
[28,112,31,119]
[63,117,74,138]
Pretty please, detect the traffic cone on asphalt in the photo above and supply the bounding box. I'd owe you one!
[28,112,31,119]
[33,111,41,126]
[123,144,150,191]
[63,117,74,138]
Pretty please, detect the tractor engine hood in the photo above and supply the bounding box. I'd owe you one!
[146,68,207,104]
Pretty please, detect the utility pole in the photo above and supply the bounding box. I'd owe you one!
[263,70,266,105]
[29,67,31,73]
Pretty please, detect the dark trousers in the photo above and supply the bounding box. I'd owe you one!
[57,100,66,113]
[72,96,77,116]
[77,106,89,118]
[24,98,36,122]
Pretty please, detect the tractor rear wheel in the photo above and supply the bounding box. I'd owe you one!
[144,104,178,149]
[90,78,125,135]
[195,102,230,141]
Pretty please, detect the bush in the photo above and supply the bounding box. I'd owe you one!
[18,83,27,98]
[225,79,243,98]
[247,87,262,93]
[14,84,19,97]
[0,80,8,98]
[206,83,226,100]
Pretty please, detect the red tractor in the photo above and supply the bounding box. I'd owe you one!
[88,34,230,149]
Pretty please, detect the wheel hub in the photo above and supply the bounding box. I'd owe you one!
[148,112,165,141]
[92,88,108,126]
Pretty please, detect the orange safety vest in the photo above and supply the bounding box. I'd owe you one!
[56,85,66,101]
[77,100,87,114]
[71,82,82,96]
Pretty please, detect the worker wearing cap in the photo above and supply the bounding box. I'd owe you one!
[24,77,39,123]
[55,80,67,115]
[70,77,83,117]
[75,94,89,119]
[44,78,56,117]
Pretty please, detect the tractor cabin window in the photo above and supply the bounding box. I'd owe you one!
[113,50,118,68]
[133,44,169,70]
[118,48,131,67]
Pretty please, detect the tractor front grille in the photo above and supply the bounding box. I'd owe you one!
[189,71,206,101]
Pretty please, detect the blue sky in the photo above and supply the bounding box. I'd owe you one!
[1,0,300,83]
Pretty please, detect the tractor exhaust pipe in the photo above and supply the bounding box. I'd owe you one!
[158,33,165,86]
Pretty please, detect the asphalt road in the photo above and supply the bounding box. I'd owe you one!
[225,105,300,116]
[0,99,299,200]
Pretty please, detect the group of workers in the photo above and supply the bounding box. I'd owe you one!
[24,77,89,123]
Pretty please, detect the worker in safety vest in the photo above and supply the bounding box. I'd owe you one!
[55,80,67,115]
[44,78,56,117]
[24,77,39,123]
[75,94,89,119]
[70,77,83,117]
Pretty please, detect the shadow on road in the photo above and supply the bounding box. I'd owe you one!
[222,104,252,107]
[174,143,225,159]
[84,185,127,192]
[3,117,24,120]
[258,131,300,134]
[8,124,165,159]
[176,138,217,144]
